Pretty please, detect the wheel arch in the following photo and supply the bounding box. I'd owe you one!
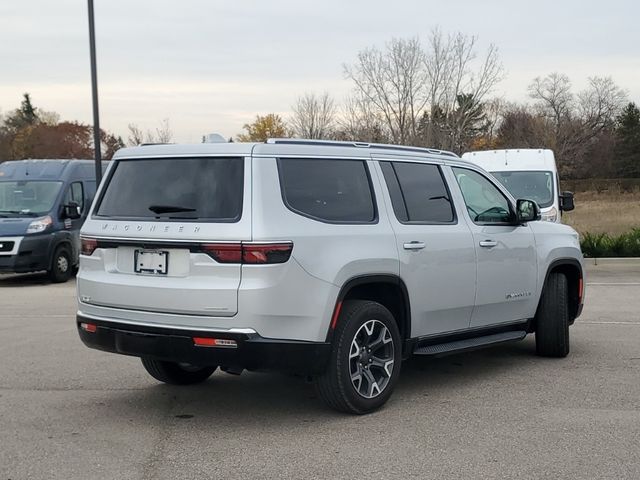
[326,274,411,345]
[49,239,74,270]
[541,258,584,323]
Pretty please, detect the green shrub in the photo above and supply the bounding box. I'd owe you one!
[581,229,640,257]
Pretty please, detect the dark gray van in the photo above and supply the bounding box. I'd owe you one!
[0,159,105,282]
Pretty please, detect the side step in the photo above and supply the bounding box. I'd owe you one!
[413,331,527,357]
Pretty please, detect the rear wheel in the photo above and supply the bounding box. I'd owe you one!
[48,246,72,283]
[535,272,570,357]
[315,300,401,414]
[141,358,217,385]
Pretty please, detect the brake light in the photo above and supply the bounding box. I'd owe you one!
[81,237,98,256]
[201,242,293,264]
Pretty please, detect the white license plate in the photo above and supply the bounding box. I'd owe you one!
[134,250,169,275]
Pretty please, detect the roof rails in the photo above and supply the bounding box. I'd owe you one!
[266,138,458,158]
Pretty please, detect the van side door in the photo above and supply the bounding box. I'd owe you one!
[449,166,538,327]
[374,158,476,338]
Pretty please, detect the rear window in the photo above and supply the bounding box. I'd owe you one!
[96,158,243,221]
[278,158,376,223]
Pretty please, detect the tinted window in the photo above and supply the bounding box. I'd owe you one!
[96,158,243,221]
[278,158,376,223]
[381,162,454,223]
[452,167,512,224]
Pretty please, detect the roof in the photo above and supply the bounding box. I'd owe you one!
[0,159,96,181]
[461,149,557,172]
[113,138,463,163]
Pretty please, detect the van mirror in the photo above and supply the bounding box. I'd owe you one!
[560,191,574,212]
[516,199,541,223]
[63,202,81,219]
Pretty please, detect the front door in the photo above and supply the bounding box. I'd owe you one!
[375,159,477,338]
[449,166,538,328]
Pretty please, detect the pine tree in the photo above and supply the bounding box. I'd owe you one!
[4,93,39,131]
[614,103,640,177]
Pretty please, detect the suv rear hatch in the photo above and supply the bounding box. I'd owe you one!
[79,156,250,317]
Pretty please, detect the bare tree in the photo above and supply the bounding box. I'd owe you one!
[155,118,173,143]
[127,123,145,146]
[336,93,390,143]
[290,92,336,139]
[344,37,428,144]
[528,72,574,131]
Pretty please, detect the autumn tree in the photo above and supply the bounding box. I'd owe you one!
[290,92,336,139]
[236,114,290,142]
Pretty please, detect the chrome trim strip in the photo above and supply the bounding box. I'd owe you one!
[77,310,257,335]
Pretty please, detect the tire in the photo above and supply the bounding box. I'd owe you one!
[535,272,570,357]
[141,358,217,385]
[48,246,72,283]
[315,300,402,414]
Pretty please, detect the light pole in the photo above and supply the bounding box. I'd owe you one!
[87,0,102,184]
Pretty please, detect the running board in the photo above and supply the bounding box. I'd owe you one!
[413,330,527,357]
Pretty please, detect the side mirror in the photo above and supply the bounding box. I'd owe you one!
[63,202,81,220]
[516,199,541,223]
[560,191,574,212]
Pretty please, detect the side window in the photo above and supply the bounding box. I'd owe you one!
[278,158,376,223]
[65,182,84,212]
[452,167,513,224]
[380,161,454,223]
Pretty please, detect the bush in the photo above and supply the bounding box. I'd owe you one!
[581,229,640,257]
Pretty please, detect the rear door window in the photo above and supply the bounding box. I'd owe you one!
[380,161,455,223]
[95,158,243,222]
[278,158,376,223]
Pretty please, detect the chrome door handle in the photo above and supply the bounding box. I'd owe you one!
[479,240,498,248]
[403,241,426,250]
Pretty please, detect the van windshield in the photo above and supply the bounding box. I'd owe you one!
[0,181,62,216]
[95,158,244,221]
[491,171,554,208]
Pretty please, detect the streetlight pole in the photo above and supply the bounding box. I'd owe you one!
[87,0,102,184]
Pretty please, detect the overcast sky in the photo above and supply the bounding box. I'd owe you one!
[1,0,638,143]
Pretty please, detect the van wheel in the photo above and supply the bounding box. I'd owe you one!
[535,272,570,357]
[48,247,72,283]
[315,300,401,414]
[141,358,217,385]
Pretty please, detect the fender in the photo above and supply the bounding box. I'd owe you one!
[325,274,411,343]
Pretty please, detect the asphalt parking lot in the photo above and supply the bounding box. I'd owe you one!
[1,262,639,480]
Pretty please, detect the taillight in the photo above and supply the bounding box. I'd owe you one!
[242,243,293,264]
[201,242,293,265]
[81,237,98,256]
[201,243,242,263]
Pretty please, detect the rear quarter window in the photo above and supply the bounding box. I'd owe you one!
[95,157,244,222]
[277,158,377,223]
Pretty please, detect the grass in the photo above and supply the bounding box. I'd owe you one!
[562,188,640,237]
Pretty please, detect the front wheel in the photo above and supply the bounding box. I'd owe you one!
[315,300,402,414]
[141,358,217,385]
[48,247,72,283]
[535,272,570,357]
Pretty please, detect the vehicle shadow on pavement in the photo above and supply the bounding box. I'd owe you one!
[0,272,69,287]
[97,339,539,422]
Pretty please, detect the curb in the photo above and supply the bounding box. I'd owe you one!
[584,257,640,266]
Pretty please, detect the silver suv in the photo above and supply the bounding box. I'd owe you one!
[77,139,585,414]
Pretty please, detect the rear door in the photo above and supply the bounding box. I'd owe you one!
[79,156,250,317]
[449,166,538,327]
[374,158,476,338]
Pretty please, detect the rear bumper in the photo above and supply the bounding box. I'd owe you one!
[77,313,331,375]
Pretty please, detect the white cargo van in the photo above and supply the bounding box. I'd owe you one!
[461,149,574,222]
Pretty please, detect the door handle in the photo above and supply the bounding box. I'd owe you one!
[479,240,498,248]
[403,241,426,250]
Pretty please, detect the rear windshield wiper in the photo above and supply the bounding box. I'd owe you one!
[148,205,196,214]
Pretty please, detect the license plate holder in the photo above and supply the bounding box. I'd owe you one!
[134,249,169,275]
